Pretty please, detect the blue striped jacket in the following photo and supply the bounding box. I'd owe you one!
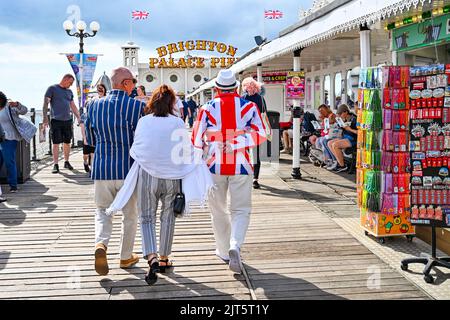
[85,90,145,180]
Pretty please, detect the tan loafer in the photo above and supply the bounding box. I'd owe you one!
[120,253,140,269]
[94,243,109,276]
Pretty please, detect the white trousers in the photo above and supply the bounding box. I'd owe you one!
[208,174,253,258]
[94,180,138,260]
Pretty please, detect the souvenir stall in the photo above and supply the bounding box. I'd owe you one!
[401,64,450,283]
[356,67,415,244]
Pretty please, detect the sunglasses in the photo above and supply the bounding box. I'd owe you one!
[123,78,137,85]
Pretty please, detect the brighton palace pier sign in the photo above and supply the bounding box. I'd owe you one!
[149,40,239,69]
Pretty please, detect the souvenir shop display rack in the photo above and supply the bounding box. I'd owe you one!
[356,66,415,244]
[400,64,450,284]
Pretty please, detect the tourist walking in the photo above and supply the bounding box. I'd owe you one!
[80,84,107,173]
[241,77,267,189]
[43,74,81,174]
[106,84,213,285]
[136,85,150,104]
[192,70,267,274]
[84,67,145,276]
[0,91,36,193]
[187,97,198,128]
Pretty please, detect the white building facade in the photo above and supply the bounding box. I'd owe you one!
[122,41,225,98]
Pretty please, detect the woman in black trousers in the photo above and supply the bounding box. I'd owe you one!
[241,77,266,189]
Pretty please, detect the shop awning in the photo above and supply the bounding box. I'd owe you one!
[188,0,442,98]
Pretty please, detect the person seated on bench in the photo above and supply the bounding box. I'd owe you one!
[313,105,339,168]
[327,104,357,173]
[281,113,293,154]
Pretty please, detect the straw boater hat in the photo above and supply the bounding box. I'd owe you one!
[215,70,239,90]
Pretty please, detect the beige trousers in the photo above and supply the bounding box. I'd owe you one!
[94,180,138,260]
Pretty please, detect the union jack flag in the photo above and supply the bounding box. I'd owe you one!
[192,93,267,176]
[132,10,149,20]
[264,10,284,19]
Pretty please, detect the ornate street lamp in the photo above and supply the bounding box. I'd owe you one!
[63,20,100,54]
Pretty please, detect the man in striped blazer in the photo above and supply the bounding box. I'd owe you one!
[85,67,145,276]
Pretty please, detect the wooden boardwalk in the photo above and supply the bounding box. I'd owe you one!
[0,151,430,300]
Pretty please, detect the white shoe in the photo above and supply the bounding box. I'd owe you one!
[327,160,338,171]
[228,248,242,274]
[215,249,230,263]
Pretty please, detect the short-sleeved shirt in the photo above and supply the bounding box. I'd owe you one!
[343,114,358,140]
[45,85,74,121]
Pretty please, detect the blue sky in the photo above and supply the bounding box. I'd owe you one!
[0,0,312,108]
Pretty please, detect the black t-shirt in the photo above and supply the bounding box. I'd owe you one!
[343,114,357,139]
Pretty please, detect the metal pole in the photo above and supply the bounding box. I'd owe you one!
[359,24,371,68]
[292,49,302,179]
[47,111,52,156]
[30,108,38,161]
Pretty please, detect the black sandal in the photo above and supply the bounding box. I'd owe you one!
[145,256,160,285]
[159,258,174,273]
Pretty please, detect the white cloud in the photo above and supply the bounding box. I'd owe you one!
[0,28,123,109]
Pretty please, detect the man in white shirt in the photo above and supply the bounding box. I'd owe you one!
[174,96,184,119]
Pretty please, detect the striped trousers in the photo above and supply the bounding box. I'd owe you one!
[137,169,180,259]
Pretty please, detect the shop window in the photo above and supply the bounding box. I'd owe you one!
[335,72,342,107]
[194,74,202,83]
[170,74,178,83]
[324,75,330,106]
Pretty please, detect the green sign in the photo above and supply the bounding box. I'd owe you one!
[393,13,450,51]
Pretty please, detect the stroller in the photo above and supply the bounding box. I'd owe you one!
[300,112,320,157]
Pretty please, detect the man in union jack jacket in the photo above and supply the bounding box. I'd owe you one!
[192,69,266,274]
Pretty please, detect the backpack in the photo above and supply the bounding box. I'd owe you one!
[302,112,318,134]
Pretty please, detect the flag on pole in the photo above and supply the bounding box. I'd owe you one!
[132,10,150,20]
[264,10,284,19]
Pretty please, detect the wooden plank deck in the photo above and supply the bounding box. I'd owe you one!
[0,151,429,300]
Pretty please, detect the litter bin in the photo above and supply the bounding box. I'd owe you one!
[0,140,31,184]
[266,111,280,159]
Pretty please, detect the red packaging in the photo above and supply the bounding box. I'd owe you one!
[430,108,436,118]
[426,206,434,219]
[432,158,437,167]
[436,190,442,205]
[412,206,419,219]
[439,136,445,150]
[419,205,427,218]
[411,99,417,109]
[421,137,426,151]
[427,157,432,167]
[428,98,433,108]
[411,190,418,204]
[422,159,428,169]
[443,108,449,123]
[439,97,445,107]
[433,97,438,107]
[423,108,430,118]
[443,157,448,167]
[437,107,443,120]
[435,207,443,221]
[418,190,424,204]
[431,190,436,204]
[425,189,430,204]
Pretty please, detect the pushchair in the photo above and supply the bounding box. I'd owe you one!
[300,112,320,157]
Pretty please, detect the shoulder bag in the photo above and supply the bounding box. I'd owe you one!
[173,179,186,218]
[259,95,273,142]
